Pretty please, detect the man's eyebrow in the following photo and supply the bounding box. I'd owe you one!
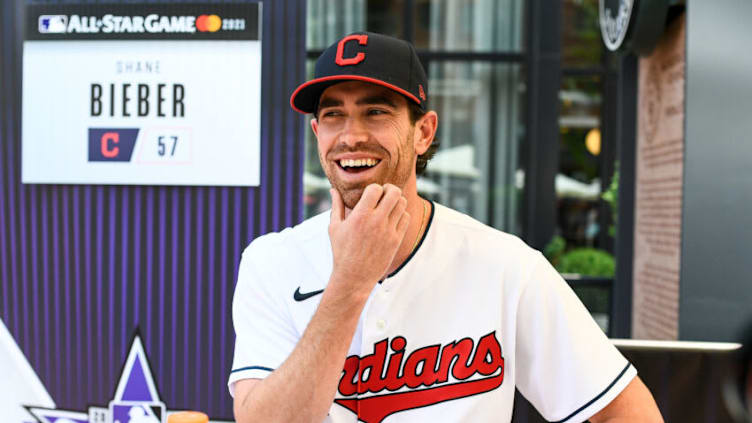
[356,95,398,108]
[317,98,343,110]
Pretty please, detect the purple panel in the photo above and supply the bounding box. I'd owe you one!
[72,186,84,403]
[207,187,216,409]
[2,0,20,345]
[287,0,301,228]
[233,186,242,284]
[49,187,59,394]
[133,188,141,332]
[29,185,40,371]
[194,187,203,409]
[219,186,229,411]
[109,187,117,385]
[121,188,129,360]
[271,0,282,233]
[1,0,307,418]
[62,187,72,406]
[157,187,166,376]
[42,186,52,383]
[145,186,154,344]
[95,186,104,391]
[42,187,51,385]
[18,180,29,354]
[182,189,191,404]
[258,5,268,239]
[84,186,93,401]
[170,188,179,403]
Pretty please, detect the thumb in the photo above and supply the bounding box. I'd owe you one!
[330,188,344,223]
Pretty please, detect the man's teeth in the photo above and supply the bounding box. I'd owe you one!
[339,158,378,168]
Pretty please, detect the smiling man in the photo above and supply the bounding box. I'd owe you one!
[229,32,663,423]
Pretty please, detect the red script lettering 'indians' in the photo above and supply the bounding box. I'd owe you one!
[335,331,505,423]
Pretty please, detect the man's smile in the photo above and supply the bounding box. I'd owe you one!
[339,158,379,168]
[336,157,382,175]
[329,150,387,182]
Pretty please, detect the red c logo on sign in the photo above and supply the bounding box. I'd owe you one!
[101,132,120,158]
[335,34,368,66]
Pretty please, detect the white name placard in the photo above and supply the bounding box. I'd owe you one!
[22,3,262,187]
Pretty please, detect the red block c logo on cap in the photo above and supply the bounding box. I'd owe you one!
[335,34,368,66]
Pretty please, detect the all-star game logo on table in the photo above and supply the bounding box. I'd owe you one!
[22,3,262,187]
[25,333,232,423]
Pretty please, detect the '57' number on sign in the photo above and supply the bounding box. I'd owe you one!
[138,129,192,164]
[158,135,178,157]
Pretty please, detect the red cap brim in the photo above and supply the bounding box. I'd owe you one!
[289,75,422,114]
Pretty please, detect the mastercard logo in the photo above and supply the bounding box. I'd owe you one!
[196,14,222,32]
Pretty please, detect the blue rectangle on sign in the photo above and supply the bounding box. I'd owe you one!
[88,128,139,162]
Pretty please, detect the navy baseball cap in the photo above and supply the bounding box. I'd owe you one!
[290,32,429,114]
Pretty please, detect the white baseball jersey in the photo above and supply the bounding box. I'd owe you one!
[229,202,636,423]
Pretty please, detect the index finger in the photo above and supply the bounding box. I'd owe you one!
[375,184,403,216]
[353,184,385,212]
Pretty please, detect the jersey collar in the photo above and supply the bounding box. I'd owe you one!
[382,200,436,281]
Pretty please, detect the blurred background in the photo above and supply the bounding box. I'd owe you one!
[304,0,636,337]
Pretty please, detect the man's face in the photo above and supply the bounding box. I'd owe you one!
[311,81,417,209]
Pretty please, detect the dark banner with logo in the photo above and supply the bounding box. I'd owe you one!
[1,0,306,421]
[26,3,260,40]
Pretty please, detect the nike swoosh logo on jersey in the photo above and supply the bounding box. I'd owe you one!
[293,287,324,301]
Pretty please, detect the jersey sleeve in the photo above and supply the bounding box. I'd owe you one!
[514,252,636,422]
[228,238,300,397]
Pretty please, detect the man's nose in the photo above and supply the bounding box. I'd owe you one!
[339,116,368,146]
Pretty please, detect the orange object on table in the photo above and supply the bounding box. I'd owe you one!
[167,411,209,423]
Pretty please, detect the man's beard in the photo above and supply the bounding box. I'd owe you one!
[321,133,415,209]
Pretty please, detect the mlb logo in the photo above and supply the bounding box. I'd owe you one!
[110,402,165,423]
[38,15,67,33]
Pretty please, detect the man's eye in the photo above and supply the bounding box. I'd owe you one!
[368,109,388,115]
[322,110,341,117]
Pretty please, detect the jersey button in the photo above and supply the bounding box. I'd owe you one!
[376,319,386,330]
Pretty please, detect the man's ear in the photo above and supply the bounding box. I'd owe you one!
[414,111,438,155]
[310,118,319,137]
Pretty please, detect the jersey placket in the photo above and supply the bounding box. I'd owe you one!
[357,280,393,419]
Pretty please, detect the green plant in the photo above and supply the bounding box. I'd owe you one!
[543,236,615,319]
[556,248,615,277]
[543,235,567,267]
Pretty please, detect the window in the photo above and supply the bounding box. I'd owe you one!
[554,0,616,334]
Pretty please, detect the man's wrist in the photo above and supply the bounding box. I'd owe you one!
[325,270,377,305]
